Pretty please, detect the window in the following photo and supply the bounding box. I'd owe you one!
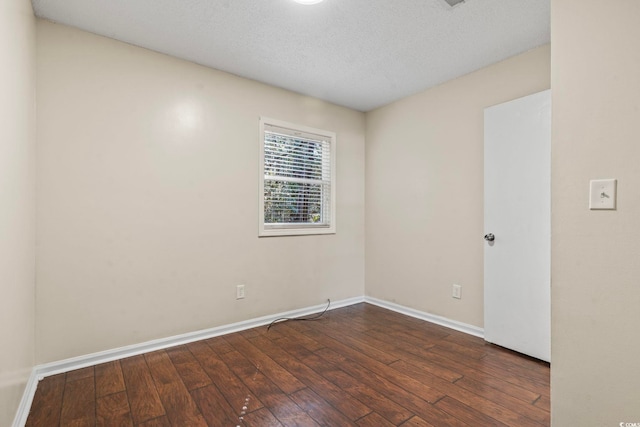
[259,117,336,236]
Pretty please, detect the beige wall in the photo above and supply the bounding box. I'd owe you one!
[551,0,640,424]
[365,45,550,328]
[12,1,640,422]
[36,20,365,363]
[0,0,36,424]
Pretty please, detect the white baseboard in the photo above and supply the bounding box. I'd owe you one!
[33,296,364,379]
[12,294,483,426]
[11,369,38,427]
[364,296,484,338]
[12,295,364,427]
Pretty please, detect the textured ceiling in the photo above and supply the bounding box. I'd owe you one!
[32,0,549,112]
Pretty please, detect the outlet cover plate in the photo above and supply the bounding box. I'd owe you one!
[452,284,462,299]
[236,285,245,299]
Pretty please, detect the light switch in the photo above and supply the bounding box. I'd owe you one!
[589,179,617,210]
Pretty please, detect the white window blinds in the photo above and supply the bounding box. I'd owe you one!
[259,118,336,236]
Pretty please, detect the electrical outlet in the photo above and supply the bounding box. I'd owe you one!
[236,284,245,300]
[452,284,462,299]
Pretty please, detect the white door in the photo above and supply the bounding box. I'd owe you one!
[484,90,551,362]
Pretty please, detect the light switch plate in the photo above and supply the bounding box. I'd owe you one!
[589,179,617,210]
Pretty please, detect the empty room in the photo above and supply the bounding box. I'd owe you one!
[2,0,639,426]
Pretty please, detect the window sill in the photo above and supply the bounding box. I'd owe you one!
[258,226,336,237]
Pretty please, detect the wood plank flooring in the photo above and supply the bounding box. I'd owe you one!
[26,303,550,426]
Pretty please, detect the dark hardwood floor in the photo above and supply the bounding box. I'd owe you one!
[26,303,550,426]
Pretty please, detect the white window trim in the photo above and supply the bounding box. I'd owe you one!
[259,117,336,237]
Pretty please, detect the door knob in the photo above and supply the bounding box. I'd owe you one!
[484,233,495,242]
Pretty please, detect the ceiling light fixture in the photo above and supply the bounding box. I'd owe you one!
[443,0,466,7]
[293,0,324,5]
